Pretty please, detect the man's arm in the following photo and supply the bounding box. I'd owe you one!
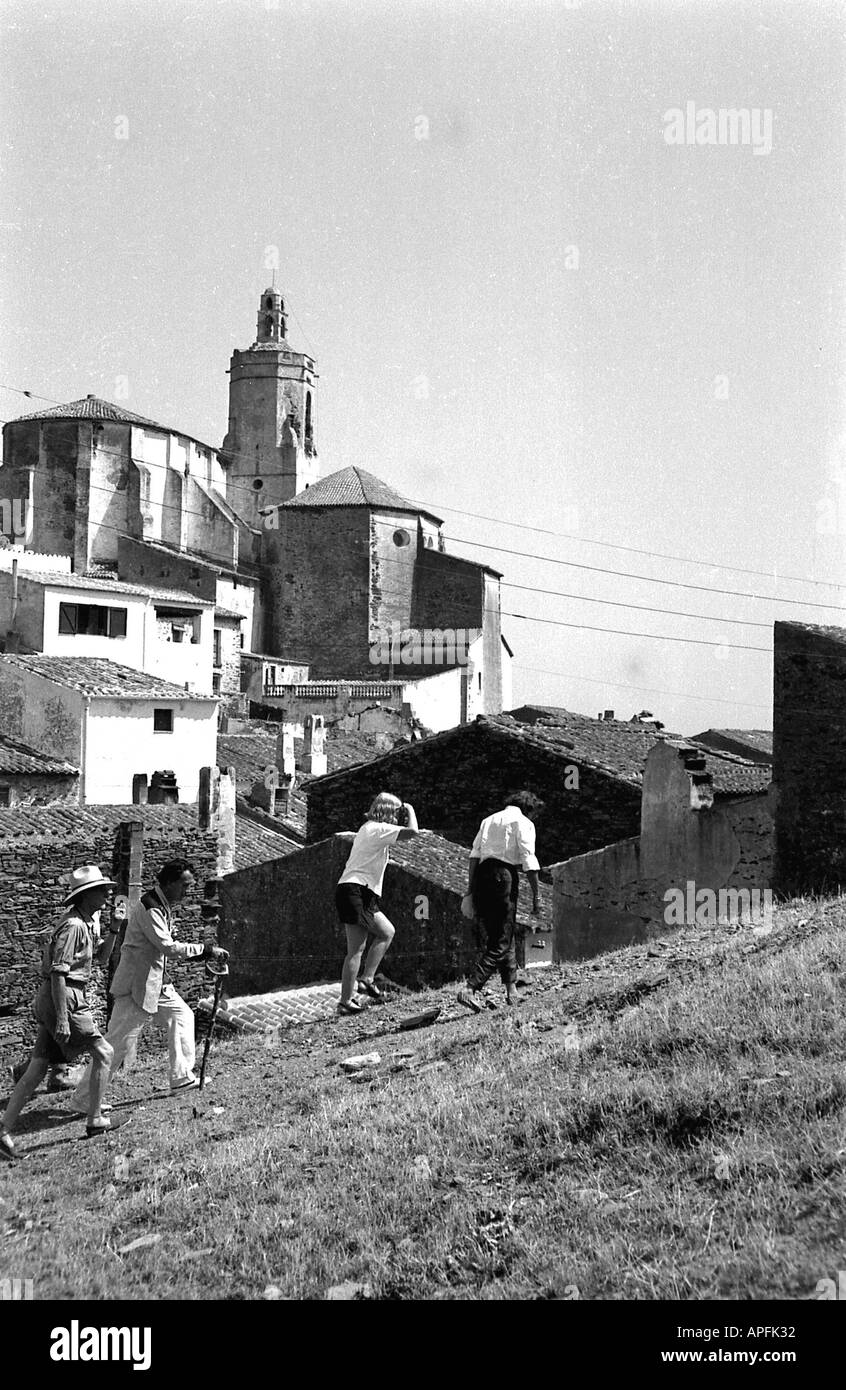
[135,900,205,961]
[50,973,70,1039]
[516,818,541,916]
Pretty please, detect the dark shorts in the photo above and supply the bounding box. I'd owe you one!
[32,979,103,1065]
[335,882,381,933]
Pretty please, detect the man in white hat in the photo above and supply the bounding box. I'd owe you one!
[71,858,228,1107]
[1,866,126,1160]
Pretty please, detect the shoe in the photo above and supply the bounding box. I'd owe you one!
[170,1076,200,1093]
[358,979,382,1000]
[84,1114,131,1138]
[0,1131,17,1161]
[457,990,484,1015]
[337,999,363,1016]
[70,1103,112,1116]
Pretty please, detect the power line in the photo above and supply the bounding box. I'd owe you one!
[447,534,846,613]
[410,497,844,591]
[504,611,769,652]
[501,579,772,629]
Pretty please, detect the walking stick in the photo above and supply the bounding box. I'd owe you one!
[199,957,229,1091]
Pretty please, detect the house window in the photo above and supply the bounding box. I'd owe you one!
[213,628,222,668]
[393,529,411,547]
[58,603,127,639]
[0,785,10,806]
[153,708,174,733]
[212,673,221,694]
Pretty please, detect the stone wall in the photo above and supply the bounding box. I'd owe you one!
[0,807,219,1063]
[0,771,80,807]
[262,507,372,676]
[773,621,846,896]
[214,615,242,696]
[218,831,519,993]
[552,741,774,961]
[307,720,641,864]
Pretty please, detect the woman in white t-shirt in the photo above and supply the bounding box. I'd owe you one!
[335,792,419,1015]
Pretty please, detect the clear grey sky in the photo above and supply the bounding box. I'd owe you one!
[1,0,843,734]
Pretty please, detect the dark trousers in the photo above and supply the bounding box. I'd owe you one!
[467,858,520,988]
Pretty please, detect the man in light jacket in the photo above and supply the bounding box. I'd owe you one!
[72,859,227,1107]
[458,790,543,1010]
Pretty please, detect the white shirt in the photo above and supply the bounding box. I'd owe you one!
[469,806,540,871]
[338,821,403,896]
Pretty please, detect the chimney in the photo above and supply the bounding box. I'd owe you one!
[603,709,614,721]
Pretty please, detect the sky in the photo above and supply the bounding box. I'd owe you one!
[1,0,844,735]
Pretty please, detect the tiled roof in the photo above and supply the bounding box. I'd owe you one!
[692,728,773,755]
[280,466,442,521]
[0,802,204,847]
[219,727,393,789]
[0,733,78,776]
[9,396,167,428]
[13,568,213,606]
[7,397,223,458]
[214,608,244,621]
[0,655,217,701]
[313,714,772,799]
[231,814,302,872]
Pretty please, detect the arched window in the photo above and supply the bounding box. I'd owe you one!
[263,315,273,337]
[305,392,312,438]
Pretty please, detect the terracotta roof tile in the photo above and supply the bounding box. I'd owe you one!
[0,654,217,701]
[280,466,441,521]
[0,733,78,776]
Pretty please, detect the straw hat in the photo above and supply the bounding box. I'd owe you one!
[63,865,117,905]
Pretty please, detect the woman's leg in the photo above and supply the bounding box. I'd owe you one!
[361,911,395,984]
[341,923,369,1005]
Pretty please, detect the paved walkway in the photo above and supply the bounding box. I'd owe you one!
[198,982,341,1032]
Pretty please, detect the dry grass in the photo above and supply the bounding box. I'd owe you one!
[2,898,844,1301]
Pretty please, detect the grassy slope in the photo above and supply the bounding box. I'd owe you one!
[2,899,844,1302]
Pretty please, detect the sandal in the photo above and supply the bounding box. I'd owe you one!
[85,1114,131,1139]
[0,1131,17,1162]
[357,979,382,1000]
[337,999,363,1016]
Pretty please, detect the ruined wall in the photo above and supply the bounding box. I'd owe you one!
[773,621,846,896]
[0,771,80,806]
[0,662,83,766]
[551,741,774,961]
[0,808,218,1063]
[262,506,372,675]
[307,722,641,864]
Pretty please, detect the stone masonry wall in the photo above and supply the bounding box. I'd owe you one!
[219,833,484,993]
[0,772,80,807]
[0,810,218,1063]
[773,621,846,896]
[262,507,372,676]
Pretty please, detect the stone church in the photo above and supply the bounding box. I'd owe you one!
[0,287,511,726]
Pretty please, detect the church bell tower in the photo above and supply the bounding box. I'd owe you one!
[221,286,319,524]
